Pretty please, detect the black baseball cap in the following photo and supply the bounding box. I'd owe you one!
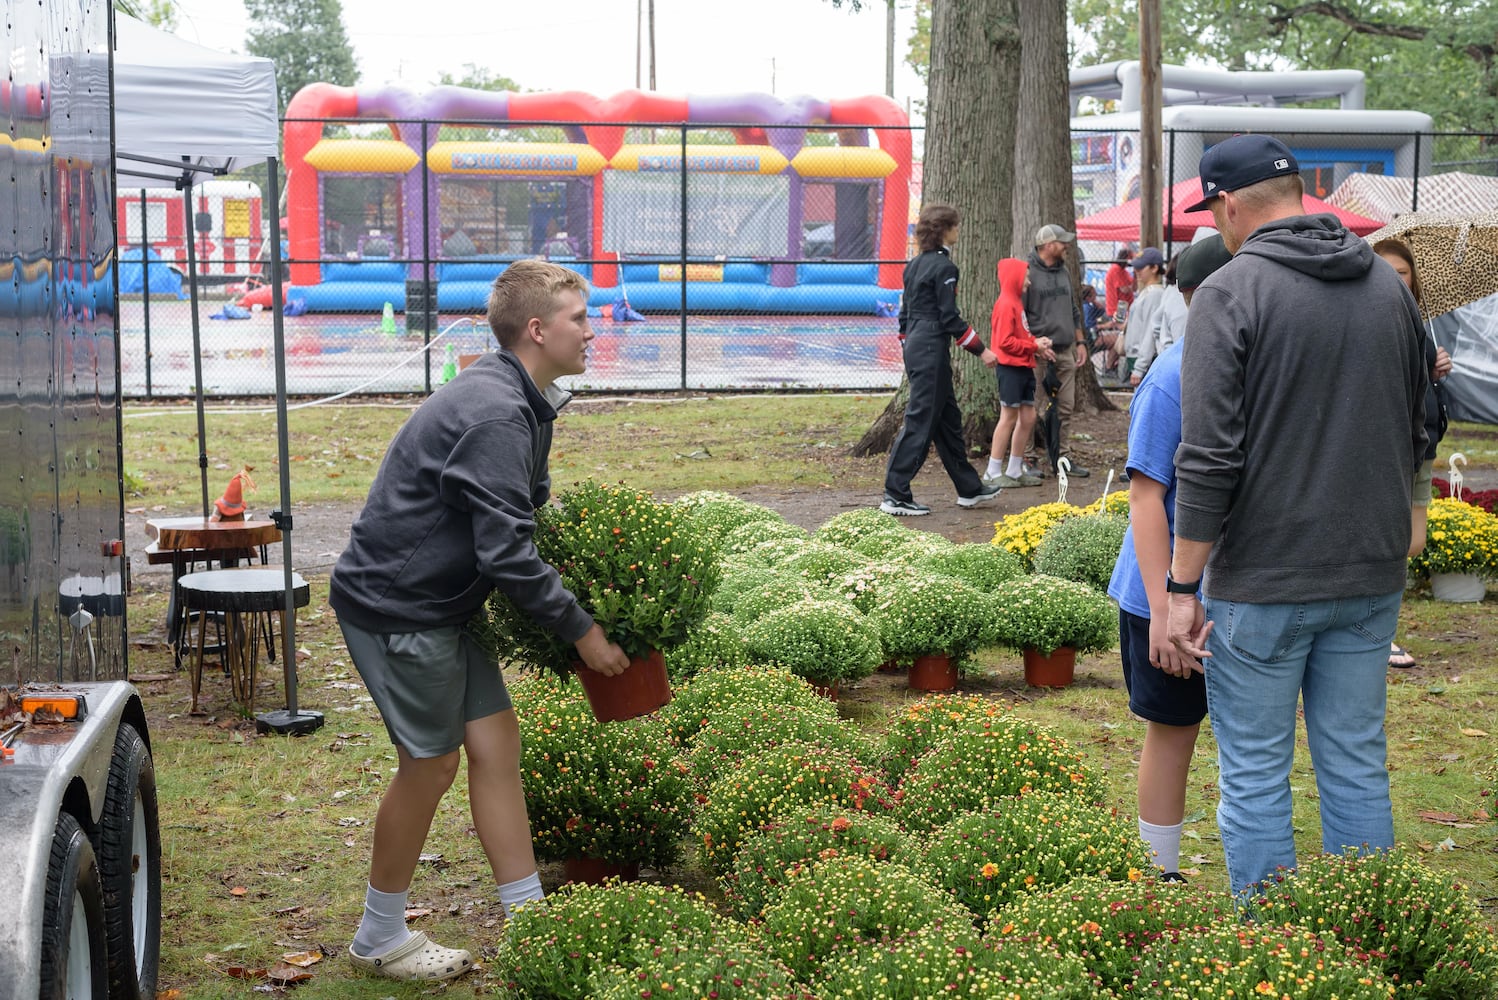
[1184,134,1301,212]
[1175,234,1233,291]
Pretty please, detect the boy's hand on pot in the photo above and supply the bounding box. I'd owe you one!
[576,625,630,676]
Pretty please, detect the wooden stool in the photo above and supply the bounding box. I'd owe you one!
[179,569,309,714]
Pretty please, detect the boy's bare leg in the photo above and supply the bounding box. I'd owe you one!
[369,749,461,892]
[464,709,538,885]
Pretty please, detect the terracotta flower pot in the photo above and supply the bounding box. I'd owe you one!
[573,647,672,723]
[810,678,841,701]
[562,856,641,885]
[877,659,900,674]
[908,653,958,692]
[1023,646,1076,688]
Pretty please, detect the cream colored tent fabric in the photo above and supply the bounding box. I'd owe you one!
[1329,172,1498,221]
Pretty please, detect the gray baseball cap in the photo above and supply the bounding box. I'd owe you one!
[1034,224,1075,246]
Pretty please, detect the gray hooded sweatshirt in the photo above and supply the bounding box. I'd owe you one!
[1174,214,1427,603]
[329,349,594,641]
[1024,249,1083,351]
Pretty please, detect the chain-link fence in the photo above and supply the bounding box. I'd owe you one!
[116,121,1497,398]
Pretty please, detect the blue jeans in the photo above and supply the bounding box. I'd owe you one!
[1202,591,1402,896]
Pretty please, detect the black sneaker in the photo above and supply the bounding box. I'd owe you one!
[1160,871,1188,884]
[1059,462,1090,478]
[956,481,1003,508]
[1021,460,1046,479]
[879,496,931,516]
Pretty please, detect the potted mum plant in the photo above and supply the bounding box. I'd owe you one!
[484,480,721,722]
[740,598,883,698]
[987,574,1117,687]
[1409,496,1498,602]
[869,575,992,691]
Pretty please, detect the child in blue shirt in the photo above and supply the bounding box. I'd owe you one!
[1106,234,1233,881]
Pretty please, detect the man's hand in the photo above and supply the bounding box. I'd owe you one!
[574,624,630,676]
[1165,592,1212,670]
[980,348,999,368]
[1073,341,1088,365]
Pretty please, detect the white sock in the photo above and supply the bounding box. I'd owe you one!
[1139,818,1184,874]
[498,871,545,920]
[1006,455,1023,478]
[352,883,412,957]
[986,458,1006,478]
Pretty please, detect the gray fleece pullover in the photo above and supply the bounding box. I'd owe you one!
[1174,214,1428,603]
[1024,250,1083,350]
[329,350,594,641]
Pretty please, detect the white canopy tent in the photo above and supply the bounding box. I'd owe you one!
[112,14,318,733]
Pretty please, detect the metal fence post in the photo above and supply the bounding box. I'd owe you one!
[139,188,152,397]
[1411,131,1422,213]
[679,124,688,390]
[422,120,433,393]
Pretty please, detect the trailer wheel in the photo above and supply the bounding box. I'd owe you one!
[40,812,109,1000]
[99,723,161,999]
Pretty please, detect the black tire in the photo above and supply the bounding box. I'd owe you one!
[40,812,109,1000]
[99,723,162,999]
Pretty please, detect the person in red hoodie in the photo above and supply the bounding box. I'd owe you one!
[984,258,1054,488]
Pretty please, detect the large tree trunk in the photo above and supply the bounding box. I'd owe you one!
[851,0,1022,457]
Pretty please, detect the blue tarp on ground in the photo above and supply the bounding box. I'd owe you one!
[118,246,185,298]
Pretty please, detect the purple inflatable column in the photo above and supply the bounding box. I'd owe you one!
[773,169,800,288]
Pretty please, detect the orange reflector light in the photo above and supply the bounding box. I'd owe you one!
[20,695,86,720]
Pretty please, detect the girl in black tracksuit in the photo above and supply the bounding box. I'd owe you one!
[881,204,998,515]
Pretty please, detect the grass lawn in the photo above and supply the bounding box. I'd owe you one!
[122,394,1498,998]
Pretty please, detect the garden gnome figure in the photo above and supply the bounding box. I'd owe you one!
[212,465,256,522]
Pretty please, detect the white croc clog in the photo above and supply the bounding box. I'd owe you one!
[347,931,475,982]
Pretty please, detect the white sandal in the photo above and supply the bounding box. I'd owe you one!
[347,931,474,981]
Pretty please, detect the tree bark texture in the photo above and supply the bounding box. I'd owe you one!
[851,0,1022,458]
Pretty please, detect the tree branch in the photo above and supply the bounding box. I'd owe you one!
[1266,2,1428,43]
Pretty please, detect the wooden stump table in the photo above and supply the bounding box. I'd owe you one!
[178,568,308,714]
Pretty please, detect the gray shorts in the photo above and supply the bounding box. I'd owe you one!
[338,619,512,758]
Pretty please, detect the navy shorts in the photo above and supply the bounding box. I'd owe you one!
[1118,608,1207,726]
[996,364,1036,407]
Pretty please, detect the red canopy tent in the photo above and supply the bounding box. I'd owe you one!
[1076,177,1386,242]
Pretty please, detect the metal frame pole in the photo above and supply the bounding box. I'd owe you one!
[139,189,153,397]
[181,181,210,518]
[679,124,688,390]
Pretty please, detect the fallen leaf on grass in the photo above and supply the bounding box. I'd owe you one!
[266,962,314,985]
[229,886,248,897]
[1476,808,1491,821]
[1417,810,1474,828]
[1436,836,1460,851]
[280,949,323,968]
[403,907,433,921]
[1187,854,1214,865]
[224,964,267,980]
[1461,728,1489,738]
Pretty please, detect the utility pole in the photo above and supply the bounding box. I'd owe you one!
[636,0,642,89]
[1139,0,1164,250]
[885,0,895,98]
[648,0,657,90]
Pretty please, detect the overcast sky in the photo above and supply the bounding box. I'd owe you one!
[165,0,929,116]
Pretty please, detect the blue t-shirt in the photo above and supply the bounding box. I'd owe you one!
[1107,340,1188,619]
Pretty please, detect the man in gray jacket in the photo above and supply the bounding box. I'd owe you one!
[1164,135,1427,897]
[1021,224,1089,477]
[331,259,630,980]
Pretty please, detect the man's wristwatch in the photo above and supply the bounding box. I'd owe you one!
[1165,571,1200,594]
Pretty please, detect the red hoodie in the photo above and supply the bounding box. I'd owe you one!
[990,258,1037,367]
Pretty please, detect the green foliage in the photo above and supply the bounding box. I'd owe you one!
[760,855,973,981]
[709,559,779,614]
[882,693,1010,784]
[837,560,940,614]
[1032,513,1127,592]
[694,742,893,876]
[244,0,359,114]
[662,612,746,683]
[813,508,911,553]
[721,805,919,920]
[894,717,1104,834]
[1253,850,1498,1000]
[923,542,1028,592]
[985,574,1118,656]
[592,934,811,1000]
[741,598,883,686]
[657,664,834,746]
[484,481,721,675]
[719,518,811,558]
[923,793,1154,918]
[511,674,693,868]
[494,881,726,999]
[686,700,876,789]
[869,574,992,664]
[676,490,787,546]
[992,874,1231,994]
[818,922,1095,1000]
[779,542,871,587]
[730,578,830,626]
[1137,921,1397,999]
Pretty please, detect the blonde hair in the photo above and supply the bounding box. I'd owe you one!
[1231,173,1305,213]
[487,258,590,348]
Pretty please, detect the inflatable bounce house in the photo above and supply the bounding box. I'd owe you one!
[258,86,911,315]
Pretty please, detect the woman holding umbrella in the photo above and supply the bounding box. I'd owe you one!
[1373,237,1452,668]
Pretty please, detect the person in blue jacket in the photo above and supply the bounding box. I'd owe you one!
[880,203,1002,516]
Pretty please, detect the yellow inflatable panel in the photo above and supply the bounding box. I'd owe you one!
[304,139,419,174]
[610,144,789,174]
[791,146,898,178]
[0,134,50,155]
[428,142,608,176]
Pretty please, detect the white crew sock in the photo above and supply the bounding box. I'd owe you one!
[351,883,413,957]
[498,871,545,920]
[1139,817,1184,874]
[1006,455,1023,478]
[986,457,1005,479]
